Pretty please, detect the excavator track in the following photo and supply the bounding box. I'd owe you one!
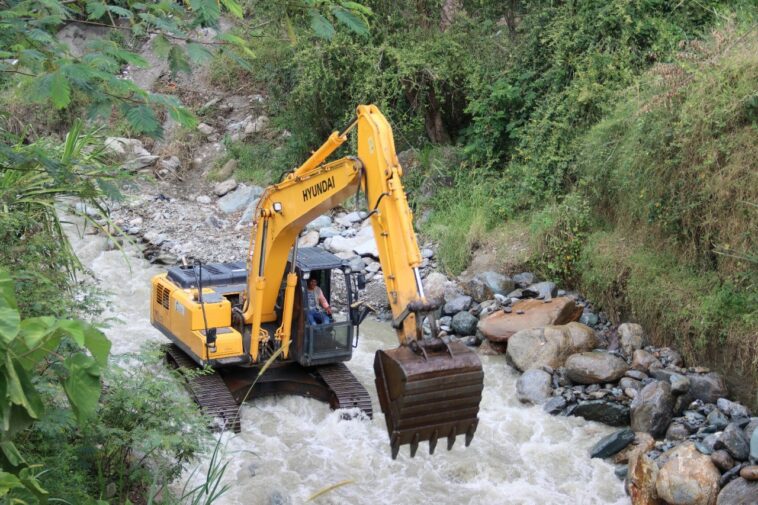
[316,363,373,418]
[163,344,241,433]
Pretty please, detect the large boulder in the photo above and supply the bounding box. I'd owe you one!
[522,281,557,299]
[631,381,674,438]
[632,349,663,372]
[516,369,553,405]
[675,373,728,414]
[505,326,572,371]
[613,432,655,464]
[565,351,629,384]
[715,423,750,461]
[479,297,582,343]
[716,398,750,419]
[213,178,238,197]
[461,271,514,301]
[306,215,332,231]
[218,184,263,214]
[443,295,473,315]
[656,442,721,505]
[422,272,462,304]
[563,322,598,352]
[619,323,646,357]
[451,311,478,336]
[717,478,758,505]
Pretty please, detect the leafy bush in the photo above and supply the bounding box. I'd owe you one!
[528,193,591,285]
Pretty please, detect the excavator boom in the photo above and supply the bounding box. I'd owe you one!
[240,105,483,458]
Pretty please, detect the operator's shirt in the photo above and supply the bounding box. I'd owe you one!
[307,287,327,311]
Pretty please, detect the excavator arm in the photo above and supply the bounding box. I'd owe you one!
[242,105,483,458]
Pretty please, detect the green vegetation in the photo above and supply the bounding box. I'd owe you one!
[233,0,756,405]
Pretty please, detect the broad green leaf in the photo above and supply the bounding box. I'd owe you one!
[5,356,43,420]
[168,45,191,75]
[332,6,369,36]
[0,441,25,468]
[0,269,18,310]
[0,471,23,496]
[63,353,101,421]
[309,11,335,40]
[56,320,110,366]
[50,71,71,109]
[17,317,56,350]
[0,271,19,344]
[220,0,243,18]
[125,105,161,137]
[186,43,213,63]
[18,467,49,501]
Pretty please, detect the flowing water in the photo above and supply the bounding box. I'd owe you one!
[68,222,629,505]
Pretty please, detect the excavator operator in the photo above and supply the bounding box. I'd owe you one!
[306,277,332,325]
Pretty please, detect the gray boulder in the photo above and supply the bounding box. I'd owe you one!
[214,178,238,197]
[306,215,332,231]
[717,477,758,505]
[544,396,567,415]
[516,369,553,405]
[477,271,515,298]
[707,409,730,431]
[443,295,473,315]
[630,381,674,438]
[716,423,751,461]
[675,372,728,414]
[752,425,758,460]
[618,323,646,356]
[564,351,629,384]
[631,349,662,372]
[572,400,630,426]
[717,398,750,419]
[451,312,478,336]
[523,281,557,300]
[512,272,536,288]
[669,374,691,395]
[218,184,263,214]
[506,326,573,372]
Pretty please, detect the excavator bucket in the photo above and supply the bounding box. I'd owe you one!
[374,339,484,459]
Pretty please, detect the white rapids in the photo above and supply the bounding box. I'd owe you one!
[67,221,630,505]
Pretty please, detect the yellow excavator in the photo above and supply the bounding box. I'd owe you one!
[150,105,484,458]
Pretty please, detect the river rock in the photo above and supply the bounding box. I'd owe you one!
[215,159,238,180]
[670,374,691,395]
[711,450,735,472]
[543,396,567,415]
[462,271,515,301]
[516,369,553,404]
[197,122,215,136]
[632,349,663,372]
[298,230,320,248]
[564,322,598,351]
[751,425,758,460]
[214,178,238,196]
[707,410,729,432]
[443,295,473,315]
[717,398,750,419]
[306,215,332,231]
[740,465,758,480]
[657,347,684,368]
[237,198,260,226]
[478,339,507,355]
[666,422,690,441]
[522,281,557,300]
[621,377,643,391]
[572,400,630,426]
[631,381,674,438]
[218,184,263,214]
[423,272,463,304]
[675,373,728,414]
[716,423,750,461]
[512,272,536,288]
[628,451,663,505]
[451,311,478,336]
[656,442,720,505]
[245,115,269,134]
[619,323,646,357]
[590,428,635,458]
[565,351,629,384]
[479,297,582,343]
[505,326,572,371]
[716,477,758,504]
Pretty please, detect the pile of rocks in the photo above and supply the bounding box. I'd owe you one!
[415,269,757,504]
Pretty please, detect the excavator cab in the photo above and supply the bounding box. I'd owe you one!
[284,247,360,367]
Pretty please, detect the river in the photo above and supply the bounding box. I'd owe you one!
[67,220,629,505]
